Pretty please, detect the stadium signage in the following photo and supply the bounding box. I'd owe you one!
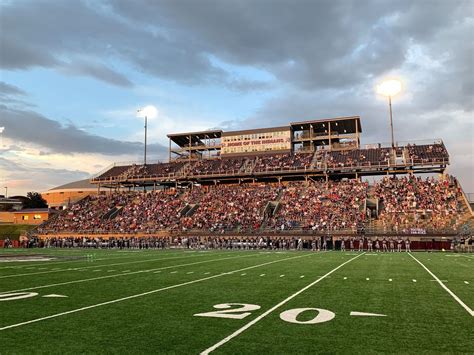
[224,138,286,147]
[222,130,291,155]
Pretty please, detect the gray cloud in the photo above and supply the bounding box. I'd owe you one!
[1,0,472,190]
[0,1,239,89]
[110,0,470,90]
[0,81,32,107]
[0,82,26,96]
[60,60,133,87]
[3,1,470,93]
[0,105,167,157]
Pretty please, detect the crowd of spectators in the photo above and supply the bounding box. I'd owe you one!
[38,175,468,236]
[374,175,462,232]
[93,143,451,182]
[268,180,367,232]
[95,162,186,181]
[38,191,188,234]
[406,143,449,164]
[326,148,392,168]
[189,158,246,176]
[181,184,281,232]
[253,153,313,172]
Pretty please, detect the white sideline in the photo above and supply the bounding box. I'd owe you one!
[0,252,219,279]
[0,253,313,331]
[0,252,187,270]
[0,254,257,294]
[408,253,473,317]
[200,253,365,354]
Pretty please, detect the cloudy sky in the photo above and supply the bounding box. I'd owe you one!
[0,0,472,195]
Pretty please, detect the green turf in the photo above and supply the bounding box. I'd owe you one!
[0,249,472,354]
[0,224,35,240]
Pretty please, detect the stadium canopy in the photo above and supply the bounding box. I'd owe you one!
[167,130,222,148]
[290,116,362,135]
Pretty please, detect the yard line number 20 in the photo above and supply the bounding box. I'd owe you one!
[194,303,335,324]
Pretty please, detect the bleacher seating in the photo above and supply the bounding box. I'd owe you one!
[39,174,470,236]
[406,143,449,164]
[93,143,450,182]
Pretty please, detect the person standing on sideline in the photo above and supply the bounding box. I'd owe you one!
[367,238,373,252]
[389,238,395,252]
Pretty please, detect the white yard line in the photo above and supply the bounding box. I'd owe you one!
[200,253,365,354]
[0,253,313,331]
[409,253,473,317]
[0,252,219,279]
[0,252,187,270]
[0,254,257,295]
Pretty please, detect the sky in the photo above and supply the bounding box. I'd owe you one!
[0,0,473,196]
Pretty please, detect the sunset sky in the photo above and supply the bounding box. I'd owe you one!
[1,0,472,195]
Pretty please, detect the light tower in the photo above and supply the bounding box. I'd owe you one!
[136,106,158,165]
[377,79,402,149]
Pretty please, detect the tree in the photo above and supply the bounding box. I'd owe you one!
[23,192,48,209]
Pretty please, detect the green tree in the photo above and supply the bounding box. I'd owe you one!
[23,192,48,209]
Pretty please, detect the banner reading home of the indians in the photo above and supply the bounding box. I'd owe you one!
[221,128,291,155]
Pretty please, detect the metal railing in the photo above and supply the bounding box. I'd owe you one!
[91,158,450,185]
[90,142,450,184]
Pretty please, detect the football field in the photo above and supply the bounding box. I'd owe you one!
[0,249,473,354]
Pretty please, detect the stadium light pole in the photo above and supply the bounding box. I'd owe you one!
[377,79,402,149]
[136,106,158,166]
[4,186,7,198]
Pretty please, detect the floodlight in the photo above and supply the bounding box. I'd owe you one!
[137,105,158,119]
[377,79,402,97]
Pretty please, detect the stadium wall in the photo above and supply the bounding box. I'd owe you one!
[42,189,98,209]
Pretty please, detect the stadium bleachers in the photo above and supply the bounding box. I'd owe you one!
[93,143,449,183]
[38,175,470,236]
